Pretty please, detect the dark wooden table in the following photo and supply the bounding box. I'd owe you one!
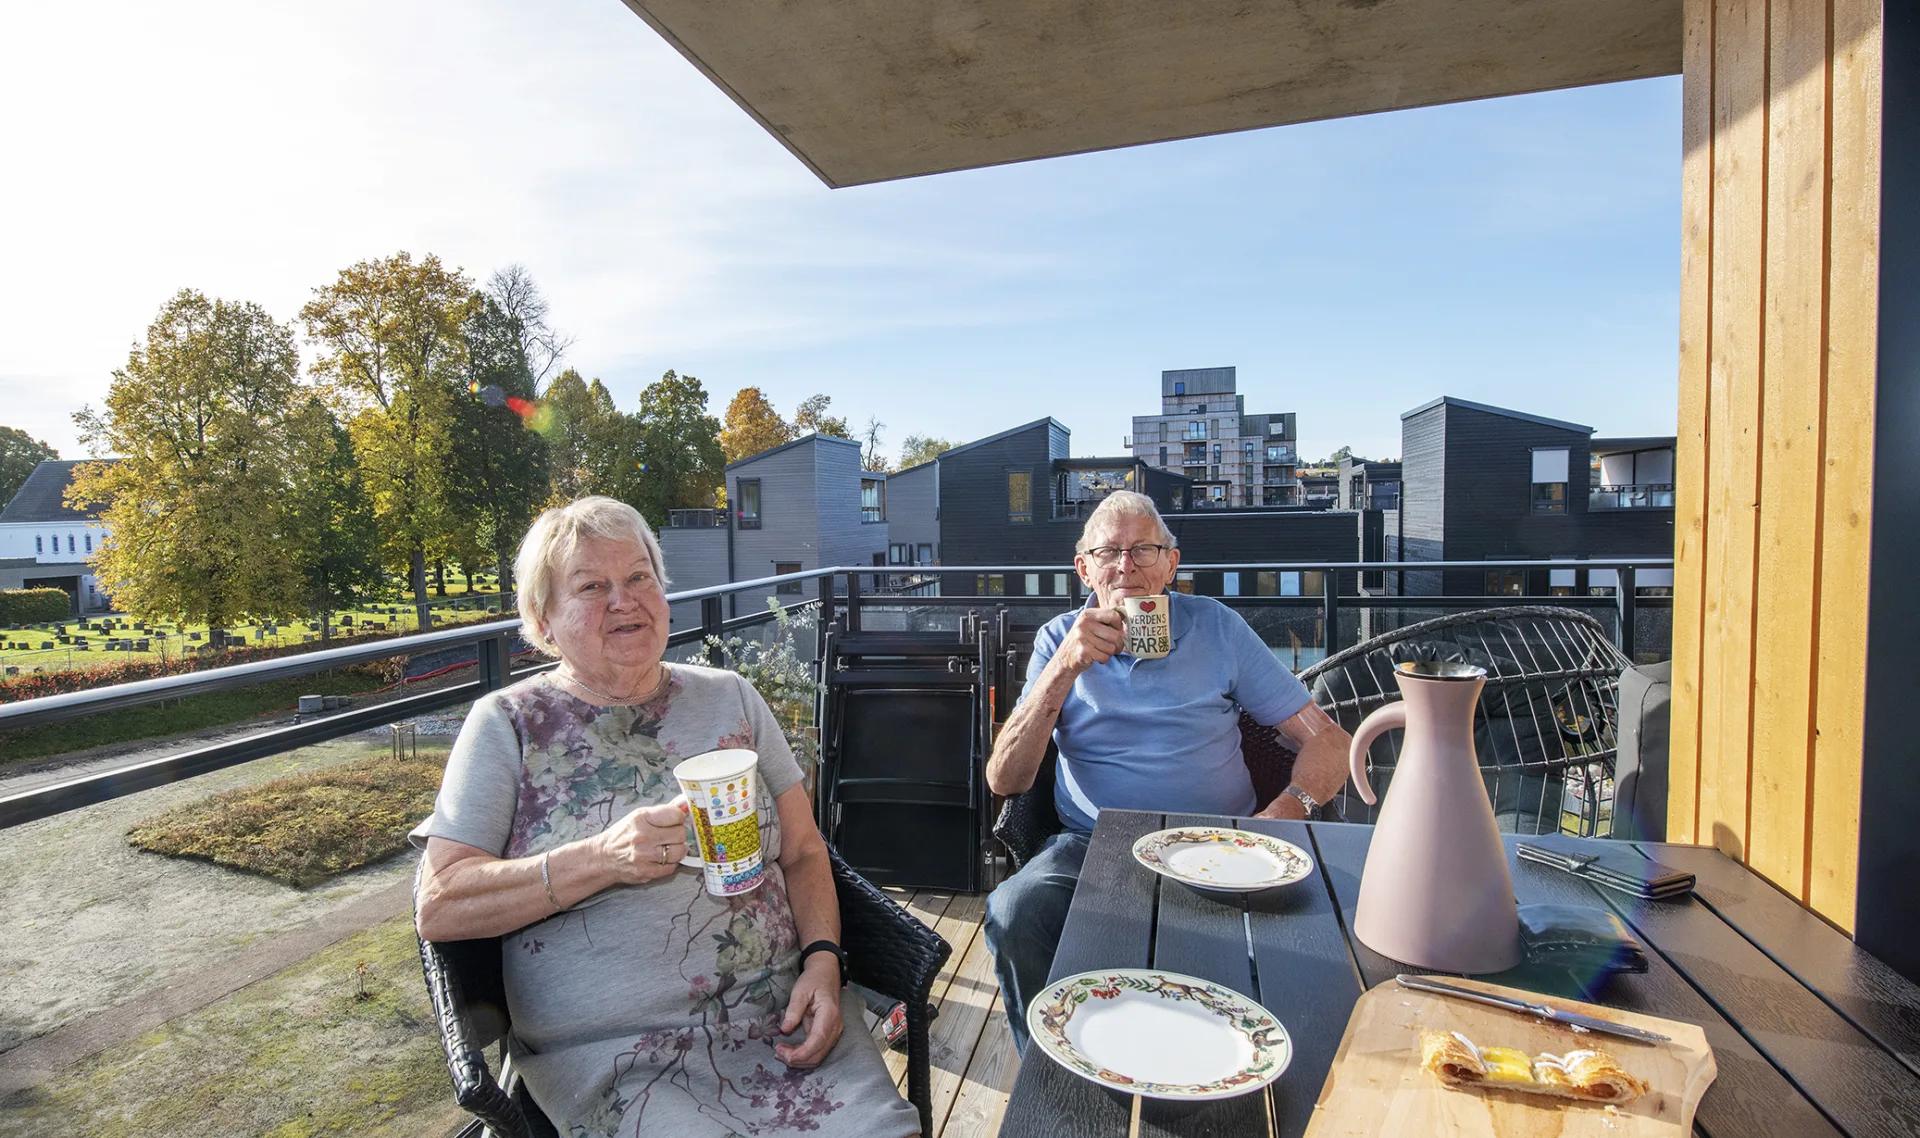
[997,809,1920,1138]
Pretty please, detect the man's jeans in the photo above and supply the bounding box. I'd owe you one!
[984,829,1092,1056]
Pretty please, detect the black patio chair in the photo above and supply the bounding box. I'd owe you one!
[416,844,952,1138]
[992,710,1298,872]
[1302,606,1631,835]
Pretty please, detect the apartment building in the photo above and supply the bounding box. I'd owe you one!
[1127,367,1299,507]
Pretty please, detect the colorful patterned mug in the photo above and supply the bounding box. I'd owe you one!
[670,748,766,896]
[1122,594,1174,659]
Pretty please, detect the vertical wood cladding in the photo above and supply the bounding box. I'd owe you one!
[936,421,1070,588]
[1670,0,1881,939]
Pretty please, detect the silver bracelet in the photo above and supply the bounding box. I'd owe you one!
[1283,784,1321,819]
[541,850,562,911]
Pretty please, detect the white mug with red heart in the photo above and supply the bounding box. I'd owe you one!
[1121,593,1173,659]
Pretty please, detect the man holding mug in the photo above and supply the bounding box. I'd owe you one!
[983,490,1354,1054]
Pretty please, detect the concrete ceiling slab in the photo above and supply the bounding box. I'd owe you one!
[619,0,1682,188]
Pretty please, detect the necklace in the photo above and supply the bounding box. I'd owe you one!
[558,662,671,705]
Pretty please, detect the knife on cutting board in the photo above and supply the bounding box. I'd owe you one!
[1394,974,1672,1044]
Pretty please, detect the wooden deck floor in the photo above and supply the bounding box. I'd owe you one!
[868,887,1019,1138]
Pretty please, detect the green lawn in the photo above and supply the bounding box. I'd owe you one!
[0,579,512,674]
[0,670,384,766]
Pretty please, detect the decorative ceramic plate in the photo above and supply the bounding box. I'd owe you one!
[1027,969,1292,1100]
[1131,827,1314,891]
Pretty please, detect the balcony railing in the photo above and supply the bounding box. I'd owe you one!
[0,557,1671,832]
[665,508,728,527]
[1589,484,1676,510]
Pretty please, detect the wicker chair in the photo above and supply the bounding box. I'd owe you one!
[992,711,1297,873]
[1301,606,1631,836]
[416,845,953,1138]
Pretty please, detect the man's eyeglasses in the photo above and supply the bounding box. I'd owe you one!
[1084,543,1172,567]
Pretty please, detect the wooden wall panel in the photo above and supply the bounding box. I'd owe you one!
[1669,0,1717,846]
[1674,0,1880,930]
[1699,0,1768,861]
[1749,0,1829,895]
[1808,0,1880,930]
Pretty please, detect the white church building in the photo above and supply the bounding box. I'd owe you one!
[0,460,112,617]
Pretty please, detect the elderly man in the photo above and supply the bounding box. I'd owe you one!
[983,491,1353,1053]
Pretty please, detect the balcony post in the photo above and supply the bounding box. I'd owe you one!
[478,631,510,692]
[845,568,862,633]
[1322,573,1341,656]
[1615,565,1637,660]
[817,572,834,656]
[701,595,724,666]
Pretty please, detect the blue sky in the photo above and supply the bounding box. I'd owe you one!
[0,0,1681,466]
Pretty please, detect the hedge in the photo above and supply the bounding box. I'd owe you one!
[0,589,71,625]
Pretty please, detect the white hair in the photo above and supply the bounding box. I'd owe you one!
[1075,490,1176,554]
[514,496,670,656]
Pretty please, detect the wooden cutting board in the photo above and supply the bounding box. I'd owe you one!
[1303,976,1716,1137]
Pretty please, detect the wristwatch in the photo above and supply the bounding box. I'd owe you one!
[1283,784,1322,820]
[799,939,849,987]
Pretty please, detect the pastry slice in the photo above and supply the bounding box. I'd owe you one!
[1420,1029,1649,1106]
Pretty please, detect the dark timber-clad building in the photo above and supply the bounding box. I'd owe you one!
[1392,397,1675,597]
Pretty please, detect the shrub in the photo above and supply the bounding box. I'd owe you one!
[684,599,823,772]
[0,588,71,625]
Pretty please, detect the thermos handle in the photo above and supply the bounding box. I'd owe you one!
[1348,702,1408,806]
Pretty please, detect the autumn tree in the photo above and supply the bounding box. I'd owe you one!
[897,433,957,469]
[446,285,555,596]
[302,252,475,630]
[544,368,628,503]
[283,399,384,639]
[68,290,309,630]
[792,393,851,438]
[623,370,724,523]
[719,386,791,462]
[0,426,58,507]
[486,264,573,391]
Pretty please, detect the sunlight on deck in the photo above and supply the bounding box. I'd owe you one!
[872,888,1017,1138]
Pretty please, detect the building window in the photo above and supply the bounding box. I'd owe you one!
[1187,421,1207,440]
[976,573,1006,596]
[84,534,92,553]
[1173,381,1185,395]
[1008,471,1032,523]
[1210,466,1221,482]
[736,479,762,529]
[1484,570,1526,596]
[1054,572,1069,595]
[1267,445,1287,462]
[1159,446,1168,466]
[1212,443,1222,463]
[67,534,75,553]
[1175,571,1195,594]
[861,478,885,523]
[1223,572,1240,597]
[918,543,934,564]
[889,543,909,564]
[34,536,42,553]
[1531,448,1570,514]
[1024,573,1041,596]
[775,561,801,594]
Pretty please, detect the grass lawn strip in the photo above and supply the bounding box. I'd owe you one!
[127,753,445,887]
[0,914,467,1138]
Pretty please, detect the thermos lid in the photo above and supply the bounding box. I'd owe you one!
[1395,660,1488,681]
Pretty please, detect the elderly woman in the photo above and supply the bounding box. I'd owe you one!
[413,497,919,1138]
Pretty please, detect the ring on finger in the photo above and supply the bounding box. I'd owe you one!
[658,843,671,865]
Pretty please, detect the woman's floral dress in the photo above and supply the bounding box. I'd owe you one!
[412,666,919,1138]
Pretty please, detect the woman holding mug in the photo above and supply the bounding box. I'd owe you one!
[413,497,919,1138]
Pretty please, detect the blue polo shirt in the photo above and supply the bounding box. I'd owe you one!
[1021,591,1312,831]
